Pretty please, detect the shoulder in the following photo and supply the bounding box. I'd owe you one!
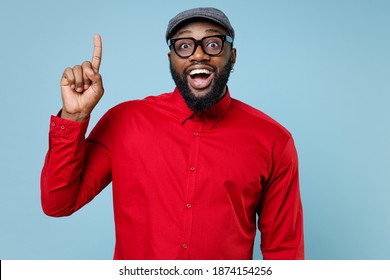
[106,92,174,116]
[230,98,293,140]
[229,99,299,165]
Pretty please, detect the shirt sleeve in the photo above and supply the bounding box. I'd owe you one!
[257,137,304,260]
[40,114,113,217]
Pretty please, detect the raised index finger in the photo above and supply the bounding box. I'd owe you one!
[91,34,102,72]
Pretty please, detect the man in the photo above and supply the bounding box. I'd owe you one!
[41,7,304,260]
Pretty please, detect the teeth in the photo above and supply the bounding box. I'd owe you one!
[190,69,211,76]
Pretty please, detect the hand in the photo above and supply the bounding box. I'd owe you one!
[60,35,104,122]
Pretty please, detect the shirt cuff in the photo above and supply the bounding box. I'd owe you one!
[49,115,90,139]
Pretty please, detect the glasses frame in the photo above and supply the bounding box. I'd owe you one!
[168,35,233,58]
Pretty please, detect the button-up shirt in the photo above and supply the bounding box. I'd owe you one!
[41,87,304,260]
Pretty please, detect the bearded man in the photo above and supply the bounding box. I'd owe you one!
[41,7,304,260]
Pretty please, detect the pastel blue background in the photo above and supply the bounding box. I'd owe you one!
[0,0,389,260]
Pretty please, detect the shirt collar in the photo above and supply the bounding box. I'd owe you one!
[172,87,231,130]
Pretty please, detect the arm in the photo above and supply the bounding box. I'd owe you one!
[40,115,112,216]
[258,138,304,260]
[40,35,110,216]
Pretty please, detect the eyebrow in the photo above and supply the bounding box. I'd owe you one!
[176,28,224,36]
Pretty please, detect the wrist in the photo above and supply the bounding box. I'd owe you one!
[60,110,90,122]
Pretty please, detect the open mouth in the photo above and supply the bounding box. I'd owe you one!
[188,68,214,91]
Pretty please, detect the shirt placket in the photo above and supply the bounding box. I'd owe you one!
[181,115,203,259]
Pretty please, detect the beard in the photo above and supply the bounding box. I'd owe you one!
[170,59,233,113]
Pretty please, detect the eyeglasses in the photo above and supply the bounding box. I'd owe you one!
[168,35,233,58]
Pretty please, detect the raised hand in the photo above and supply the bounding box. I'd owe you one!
[60,35,104,122]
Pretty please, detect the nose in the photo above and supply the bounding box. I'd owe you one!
[190,44,210,62]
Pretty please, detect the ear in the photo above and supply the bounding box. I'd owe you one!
[230,48,237,67]
[168,51,171,61]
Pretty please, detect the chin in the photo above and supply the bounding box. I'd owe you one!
[190,87,212,98]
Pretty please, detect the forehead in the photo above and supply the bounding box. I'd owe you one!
[172,20,227,38]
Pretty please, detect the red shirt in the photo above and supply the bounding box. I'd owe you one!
[41,88,304,260]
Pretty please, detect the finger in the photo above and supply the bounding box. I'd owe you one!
[82,61,92,89]
[84,67,102,85]
[73,65,84,92]
[91,34,102,72]
[84,67,104,96]
[61,67,75,89]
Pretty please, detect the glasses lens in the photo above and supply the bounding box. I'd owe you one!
[174,39,195,57]
[202,37,223,55]
[172,36,227,58]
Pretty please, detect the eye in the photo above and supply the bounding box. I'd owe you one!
[179,43,191,49]
[175,39,193,50]
[208,42,219,48]
[204,38,221,50]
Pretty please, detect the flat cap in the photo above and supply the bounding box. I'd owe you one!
[166,7,235,42]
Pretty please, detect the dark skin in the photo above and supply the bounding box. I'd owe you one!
[168,21,237,99]
[59,21,236,122]
[60,35,103,122]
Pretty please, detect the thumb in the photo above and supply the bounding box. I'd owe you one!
[84,67,100,83]
[84,67,104,96]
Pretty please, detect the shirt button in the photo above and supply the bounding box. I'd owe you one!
[51,122,56,127]
[189,166,196,172]
[182,243,188,249]
[193,132,199,137]
[60,125,66,130]
[186,203,192,209]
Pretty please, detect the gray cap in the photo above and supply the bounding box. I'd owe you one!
[166,7,235,42]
